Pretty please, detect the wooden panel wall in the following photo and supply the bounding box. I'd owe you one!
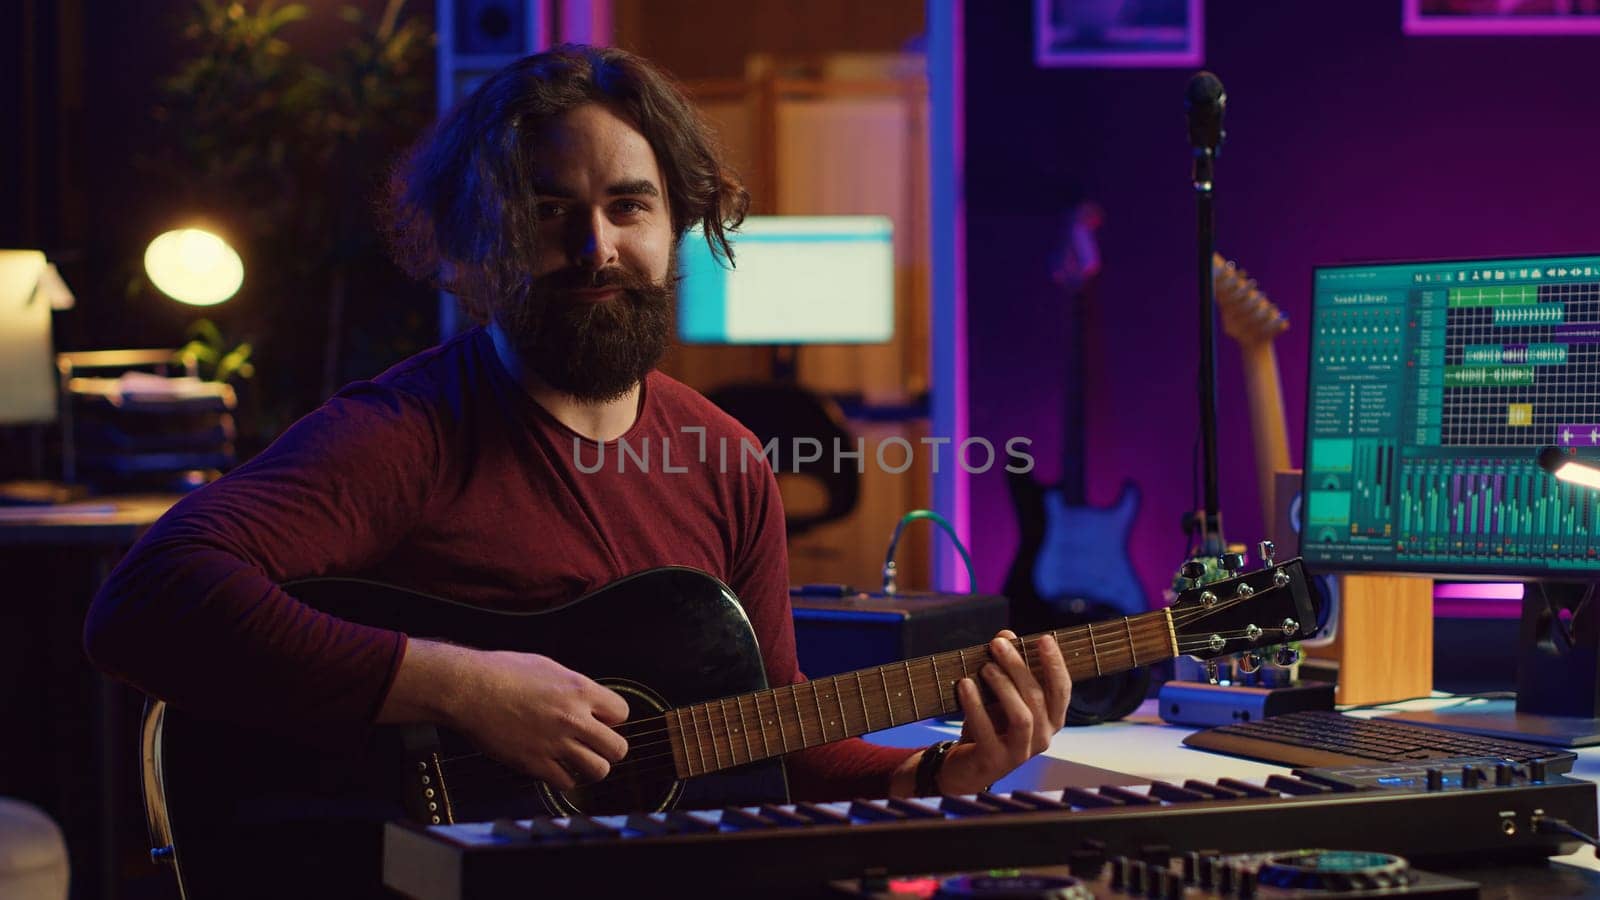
[613,4,936,592]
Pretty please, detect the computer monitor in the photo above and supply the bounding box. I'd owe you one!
[676,215,894,345]
[1303,253,1600,746]
[0,250,59,426]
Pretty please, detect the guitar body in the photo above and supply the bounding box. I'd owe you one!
[1005,476,1146,627]
[154,567,786,899]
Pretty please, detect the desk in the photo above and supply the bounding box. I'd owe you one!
[0,495,179,900]
[0,495,178,543]
[866,698,1600,894]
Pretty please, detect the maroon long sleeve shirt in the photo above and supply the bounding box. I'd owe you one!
[84,327,914,800]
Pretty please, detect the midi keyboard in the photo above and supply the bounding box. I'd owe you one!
[383,756,1597,899]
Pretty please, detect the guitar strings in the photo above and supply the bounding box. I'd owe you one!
[443,643,1199,794]
[438,620,1266,779]
[438,609,1263,773]
[439,630,1184,779]
[601,582,1287,756]
[434,577,1301,787]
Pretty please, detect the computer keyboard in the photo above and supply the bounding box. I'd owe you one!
[1183,710,1577,774]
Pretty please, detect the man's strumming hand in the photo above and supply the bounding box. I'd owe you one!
[379,639,631,791]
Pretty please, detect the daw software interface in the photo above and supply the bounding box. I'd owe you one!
[1303,254,1600,577]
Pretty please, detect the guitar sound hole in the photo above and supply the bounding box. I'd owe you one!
[542,679,681,816]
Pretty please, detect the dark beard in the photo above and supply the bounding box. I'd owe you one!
[500,260,676,403]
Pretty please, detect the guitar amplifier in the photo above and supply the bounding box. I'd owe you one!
[790,587,1009,678]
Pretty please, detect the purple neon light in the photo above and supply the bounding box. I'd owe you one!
[1435,581,1525,600]
[1404,0,1600,35]
[930,0,969,590]
[558,0,611,45]
[1435,580,1524,619]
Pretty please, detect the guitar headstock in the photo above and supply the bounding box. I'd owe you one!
[1050,201,1104,295]
[1213,252,1289,348]
[1169,558,1320,661]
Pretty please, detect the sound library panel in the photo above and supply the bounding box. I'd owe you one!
[1303,256,1600,574]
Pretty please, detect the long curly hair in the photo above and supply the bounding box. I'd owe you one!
[382,44,749,321]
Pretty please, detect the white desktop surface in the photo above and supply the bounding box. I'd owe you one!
[866,697,1600,875]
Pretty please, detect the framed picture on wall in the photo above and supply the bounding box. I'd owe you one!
[1404,0,1600,35]
[1035,0,1203,68]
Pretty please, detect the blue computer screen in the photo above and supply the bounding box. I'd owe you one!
[1303,254,1600,575]
[676,215,894,345]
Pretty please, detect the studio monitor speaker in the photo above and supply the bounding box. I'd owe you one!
[454,0,530,56]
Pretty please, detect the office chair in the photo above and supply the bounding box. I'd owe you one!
[706,382,860,536]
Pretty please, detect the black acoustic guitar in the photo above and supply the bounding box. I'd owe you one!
[144,561,1319,899]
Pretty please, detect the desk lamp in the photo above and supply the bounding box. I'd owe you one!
[1540,445,1600,491]
[144,228,243,307]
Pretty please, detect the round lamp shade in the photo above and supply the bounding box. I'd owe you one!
[144,228,243,306]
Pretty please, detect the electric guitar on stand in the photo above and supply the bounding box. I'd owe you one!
[1211,255,1337,648]
[1003,202,1150,722]
[1212,253,1292,529]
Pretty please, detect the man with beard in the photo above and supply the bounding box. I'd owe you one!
[85,46,1069,823]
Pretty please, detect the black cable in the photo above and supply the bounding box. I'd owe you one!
[1532,815,1600,857]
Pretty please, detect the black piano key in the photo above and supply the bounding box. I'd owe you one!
[1215,778,1276,798]
[848,799,906,823]
[1265,774,1333,796]
[791,802,852,826]
[977,791,1038,813]
[1147,781,1210,804]
[758,804,814,827]
[939,795,1002,816]
[720,806,777,830]
[561,815,621,839]
[490,818,532,841]
[1096,785,1159,806]
[1183,780,1243,800]
[664,810,718,834]
[1009,790,1069,810]
[491,817,572,841]
[887,797,945,819]
[623,813,673,837]
[1063,786,1124,809]
[1288,768,1363,792]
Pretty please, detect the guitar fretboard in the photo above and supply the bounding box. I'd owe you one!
[667,608,1175,778]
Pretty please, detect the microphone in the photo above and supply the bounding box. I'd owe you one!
[1185,71,1226,152]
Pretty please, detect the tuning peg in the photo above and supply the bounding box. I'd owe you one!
[1274,646,1302,668]
[1180,560,1207,587]
[1236,652,1263,674]
[1258,540,1276,568]
[1219,552,1245,575]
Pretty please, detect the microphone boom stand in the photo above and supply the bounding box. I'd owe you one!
[1193,143,1224,559]
[1157,74,1335,726]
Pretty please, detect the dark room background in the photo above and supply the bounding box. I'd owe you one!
[7,0,1600,603]
[6,0,439,460]
[964,0,1600,606]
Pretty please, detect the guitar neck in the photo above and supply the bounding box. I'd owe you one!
[1238,341,1293,528]
[667,609,1176,778]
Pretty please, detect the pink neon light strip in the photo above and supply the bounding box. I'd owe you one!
[1404,0,1600,35]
